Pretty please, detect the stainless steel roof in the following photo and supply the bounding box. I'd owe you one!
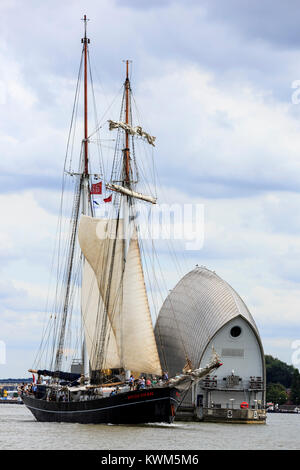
[154,266,261,376]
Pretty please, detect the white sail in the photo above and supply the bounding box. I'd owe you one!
[81,260,121,370]
[122,230,162,376]
[78,214,162,376]
[78,216,124,361]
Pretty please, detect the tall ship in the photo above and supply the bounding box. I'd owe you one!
[22,16,222,425]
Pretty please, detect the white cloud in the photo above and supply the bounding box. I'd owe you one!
[137,62,300,195]
[0,191,57,259]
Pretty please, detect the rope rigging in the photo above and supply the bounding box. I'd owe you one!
[33,46,198,382]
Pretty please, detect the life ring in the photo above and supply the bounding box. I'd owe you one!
[240,401,249,409]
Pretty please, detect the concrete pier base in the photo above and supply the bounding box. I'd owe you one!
[175,406,266,424]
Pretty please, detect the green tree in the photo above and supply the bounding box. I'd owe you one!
[290,369,300,405]
[265,355,298,388]
[266,383,288,405]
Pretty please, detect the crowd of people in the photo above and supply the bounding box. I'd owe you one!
[18,383,35,395]
[127,372,169,391]
[18,374,48,396]
[109,372,169,396]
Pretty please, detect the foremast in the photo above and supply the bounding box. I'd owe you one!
[53,16,91,376]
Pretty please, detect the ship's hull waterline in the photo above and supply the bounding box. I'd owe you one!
[22,387,180,424]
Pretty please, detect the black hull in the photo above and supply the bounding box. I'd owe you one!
[22,387,180,424]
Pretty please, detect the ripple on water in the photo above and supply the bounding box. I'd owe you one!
[0,405,299,450]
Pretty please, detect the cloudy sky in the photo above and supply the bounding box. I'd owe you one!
[1,0,300,377]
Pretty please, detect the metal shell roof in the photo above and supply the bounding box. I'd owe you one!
[154,266,261,376]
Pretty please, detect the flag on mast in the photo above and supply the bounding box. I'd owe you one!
[103,194,112,203]
[91,182,102,194]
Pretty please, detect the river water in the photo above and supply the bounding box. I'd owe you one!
[0,405,299,450]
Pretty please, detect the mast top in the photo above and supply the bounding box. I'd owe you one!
[123,59,132,82]
[123,60,132,186]
[81,14,90,43]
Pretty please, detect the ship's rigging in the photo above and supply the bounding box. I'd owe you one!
[23,15,223,426]
[33,16,165,381]
[32,15,218,387]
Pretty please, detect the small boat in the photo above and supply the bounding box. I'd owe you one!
[23,15,222,425]
[0,390,23,404]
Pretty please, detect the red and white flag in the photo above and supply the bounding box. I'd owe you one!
[91,182,102,194]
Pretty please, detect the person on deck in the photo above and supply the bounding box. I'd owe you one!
[162,371,168,381]
[151,377,158,386]
[128,375,135,390]
[79,375,85,386]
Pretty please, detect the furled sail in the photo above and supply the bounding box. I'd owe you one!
[108,120,156,146]
[78,215,162,376]
[106,183,157,204]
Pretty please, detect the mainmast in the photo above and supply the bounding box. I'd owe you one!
[81,14,90,217]
[81,14,90,380]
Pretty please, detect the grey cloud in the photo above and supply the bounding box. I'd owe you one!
[115,0,174,9]
[0,174,60,194]
[202,0,300,49]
